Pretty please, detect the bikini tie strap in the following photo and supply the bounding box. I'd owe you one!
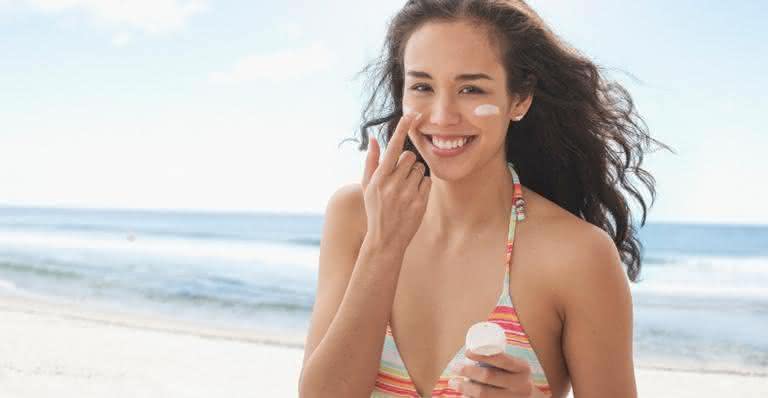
[508,162,527,222]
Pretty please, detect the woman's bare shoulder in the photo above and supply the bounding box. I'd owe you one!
[323,182,367,244]
[523,186,623,312]
[523,185,614,252]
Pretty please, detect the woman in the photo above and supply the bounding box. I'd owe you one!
[300,0,670,397]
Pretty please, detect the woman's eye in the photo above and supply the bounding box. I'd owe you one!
[408,84,485,94]
[460,86,485,94]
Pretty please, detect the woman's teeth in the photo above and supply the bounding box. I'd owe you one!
[430,135,472,149]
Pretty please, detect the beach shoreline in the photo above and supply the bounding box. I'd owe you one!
[1,294,766,397]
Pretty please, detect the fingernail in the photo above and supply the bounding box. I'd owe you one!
[467,349,488,358]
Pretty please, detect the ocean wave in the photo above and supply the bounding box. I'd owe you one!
[0,255,315,318]
[0,260,84,280]
[138,286,314,313]
[632,284,768,300]
[0,230,320,268]
[643,256,674,266]
[287,237,321,247]
[0,277,20,293]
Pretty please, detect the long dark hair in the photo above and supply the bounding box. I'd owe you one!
[343,0,674,282]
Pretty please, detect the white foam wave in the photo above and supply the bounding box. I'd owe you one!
[0,230,320,269]
[632,283,768,300]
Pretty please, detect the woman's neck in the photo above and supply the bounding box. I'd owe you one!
[421,158,514,242]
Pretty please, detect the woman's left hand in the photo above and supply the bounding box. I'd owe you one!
[448,349,549,398]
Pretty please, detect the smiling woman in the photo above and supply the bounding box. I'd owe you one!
[300,1,672,397]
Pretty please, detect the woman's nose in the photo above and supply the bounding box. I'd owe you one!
[428,95,461,126]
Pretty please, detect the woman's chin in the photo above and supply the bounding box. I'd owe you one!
[422,161,475,182]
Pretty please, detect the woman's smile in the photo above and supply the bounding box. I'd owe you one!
[420,132,478,157]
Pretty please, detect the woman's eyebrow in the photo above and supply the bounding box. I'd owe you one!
[405,70,494,81]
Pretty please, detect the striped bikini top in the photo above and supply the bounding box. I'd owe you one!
[371,162,551,398]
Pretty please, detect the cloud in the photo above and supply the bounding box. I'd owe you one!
[17,0,206,34]
[210,42,334,84]
[270,19,303,40]
[110,31,134,47]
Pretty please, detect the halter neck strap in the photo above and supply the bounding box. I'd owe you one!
[507,162,526,222]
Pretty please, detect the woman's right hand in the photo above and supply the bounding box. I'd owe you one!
[361,112,431,254]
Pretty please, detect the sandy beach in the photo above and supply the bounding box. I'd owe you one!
[1,295,766,398]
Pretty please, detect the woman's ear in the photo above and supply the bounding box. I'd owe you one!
[508,93,533,121]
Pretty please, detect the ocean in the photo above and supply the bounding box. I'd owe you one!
[0,206,765,376]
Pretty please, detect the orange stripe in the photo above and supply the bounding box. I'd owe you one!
[376,371,415,389]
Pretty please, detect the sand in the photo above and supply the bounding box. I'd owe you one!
[1,295,765,398]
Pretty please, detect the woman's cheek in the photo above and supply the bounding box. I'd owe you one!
[402,96,421,116]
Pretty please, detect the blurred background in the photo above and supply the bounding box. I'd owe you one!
[0,0,766,392]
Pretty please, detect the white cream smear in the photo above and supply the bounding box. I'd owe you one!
[473,104,501,117]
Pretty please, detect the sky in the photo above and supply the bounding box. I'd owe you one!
[0,0,766,224]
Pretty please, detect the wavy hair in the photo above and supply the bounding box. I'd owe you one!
[342,0,674,282]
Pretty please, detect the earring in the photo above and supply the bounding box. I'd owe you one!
[512,114,524,121]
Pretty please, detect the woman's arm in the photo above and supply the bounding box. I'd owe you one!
[559,225,638,397]
[299,184,405,398]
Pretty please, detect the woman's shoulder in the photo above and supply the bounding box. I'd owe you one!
[523,186,624,313]
[523,185,616,255]
[323,182,367,243]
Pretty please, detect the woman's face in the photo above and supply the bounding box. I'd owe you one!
[402,20,530,180]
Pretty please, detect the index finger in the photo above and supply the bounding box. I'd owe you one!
[464,349,531,374]
[379,112,422,174]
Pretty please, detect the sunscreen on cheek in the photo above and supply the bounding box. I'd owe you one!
[473,104,500,117]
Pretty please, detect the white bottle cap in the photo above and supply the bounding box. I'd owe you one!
[465,321,506,356]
